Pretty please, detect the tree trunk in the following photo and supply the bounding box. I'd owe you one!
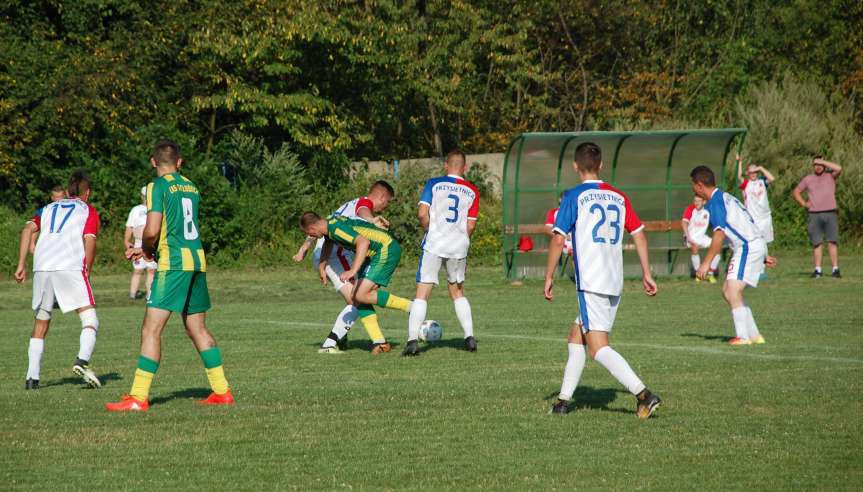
[428,99,443,157]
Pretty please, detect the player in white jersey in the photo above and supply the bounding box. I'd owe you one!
[545,142,661,418]
[124,186,157,299]
[403,149,480,356]
[691,166,776,346]
[292,181,395,353]
[14,170,102,390]
[682,195,720,282]
[736,154,775,244]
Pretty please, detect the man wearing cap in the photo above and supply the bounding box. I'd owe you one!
[792,156,843,278]
[125,186,158,298]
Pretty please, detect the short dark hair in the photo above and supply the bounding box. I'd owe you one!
[152,139,181,166]
[299,211,322,229]
[67,170,91,197]
[574,142,602,172]
[371,180,395,197]
[50,185,65,196]
[446,148,466,166]
[690,165,716,186]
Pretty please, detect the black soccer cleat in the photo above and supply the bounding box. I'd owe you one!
[811,270,822,278]
[401,339,420,357]
[337,334,349,351]
[550,399,569,415]
[464,336,477,352]
[832,269,842,278]
[25,378,39,390]
[636,389,661,419]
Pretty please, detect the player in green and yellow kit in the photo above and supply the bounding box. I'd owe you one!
[300,212,412,354]
[106,140,233,412]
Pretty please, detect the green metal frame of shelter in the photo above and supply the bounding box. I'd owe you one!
[502,129,747,278]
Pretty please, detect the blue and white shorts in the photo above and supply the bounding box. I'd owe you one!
[727,239,766,288]
[576,290,621,333]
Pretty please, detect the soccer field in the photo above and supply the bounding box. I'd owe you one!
[1,253,861,490]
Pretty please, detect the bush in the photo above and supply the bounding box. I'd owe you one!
[736,73,863,246]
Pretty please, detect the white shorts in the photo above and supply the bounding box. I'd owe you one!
[755,216,774,244]
[315,246,354,292]
[576,290,620,333]
[132,258,158,270]
[416,251,467,285]
[726,240,766,288]
[685,234,712,249]
[32,270,95,315]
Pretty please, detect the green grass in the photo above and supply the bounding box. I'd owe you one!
[1,253,861,490]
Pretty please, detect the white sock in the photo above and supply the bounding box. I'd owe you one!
[815,266,822,273]
[559,343,586,401]
[744,306,761,339]
[690,254,701,270]
[77,328,97,362]
[323,305,357,348]
[27,338,44,380]
[731,306,749,339]
[832,266,839,272]
[453,297,474,338]
[594,346,646,396]
[710,255,720,271]
[408,299,427,342]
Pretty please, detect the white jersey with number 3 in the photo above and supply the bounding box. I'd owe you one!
[419,174,480,258]
[30,198,100,272]
[553,180,643,296]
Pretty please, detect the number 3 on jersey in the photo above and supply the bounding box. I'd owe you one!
[446,194,460,223]
[589,203,621,244]
[181,197,199,240]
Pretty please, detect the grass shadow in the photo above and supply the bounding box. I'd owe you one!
[303,337,401,353]
[418,337,468,353]
[149,387,212,406]
[680,332,732,342]
[543,386,633,415]
[42,371,123,388]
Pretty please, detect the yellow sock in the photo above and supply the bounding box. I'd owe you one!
[385,294,412,312]
[129,369,155,402]
[359,314,386,343]
[205,366,230,395]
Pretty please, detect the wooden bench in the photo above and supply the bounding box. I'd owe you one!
[504,220,725,277]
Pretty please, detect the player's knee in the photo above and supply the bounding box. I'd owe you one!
[35,308,52,321]
[79,309,99,331]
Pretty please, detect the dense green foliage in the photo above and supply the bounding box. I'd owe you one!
[1,255,861,488]
[1,1,861,266]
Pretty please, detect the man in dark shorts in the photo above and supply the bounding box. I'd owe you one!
[793,156,842,278]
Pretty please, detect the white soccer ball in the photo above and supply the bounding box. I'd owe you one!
[419,320,443,342]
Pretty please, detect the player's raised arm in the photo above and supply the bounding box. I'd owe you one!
[15,222,37,283]
[697,229,726,280]
[631,231,657,296]
[758,165,775,183]
[736,153,744,185]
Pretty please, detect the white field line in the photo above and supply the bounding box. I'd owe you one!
[234,318,863,365]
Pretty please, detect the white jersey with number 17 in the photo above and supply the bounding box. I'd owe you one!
[420,174,480,259]
[29,198,100,272]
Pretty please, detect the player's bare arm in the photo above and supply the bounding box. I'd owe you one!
[123,226,135,249]
[736,153,744,184]
[15,222,37,283]
[814,158,842,177]
[127,211,162,261]
[83,235,97,273]
[544,232,565,301]
[418,203,430,232]
[293,236,314,262]
[758,166,776,183]
[340,235,370,283]
[318,238,334,285]
[467,218,477,237]
[631,231,657,296]
[697,229,726,280]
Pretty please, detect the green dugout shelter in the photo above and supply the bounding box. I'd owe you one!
[502,129,747,279]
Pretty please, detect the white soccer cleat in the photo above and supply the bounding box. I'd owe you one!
[317,346,344,354]
[72,363,102,388]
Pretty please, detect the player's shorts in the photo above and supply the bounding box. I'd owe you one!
[576,290,620,333]
[685,234,712,249]
[726,239,766,288]
[807,211,839,246]
[416,250,467,285]
[359,241,401,287]
[147,270,211,314]
[314,245,354,292]
[132,257,158,270]
[754,215,774,244]
[32,270,95,315]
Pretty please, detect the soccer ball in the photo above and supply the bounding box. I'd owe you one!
[419,320,443,342]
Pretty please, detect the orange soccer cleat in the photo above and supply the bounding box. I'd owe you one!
[105,394,149,412]
[199,390,235,405]
[728,337,752,346]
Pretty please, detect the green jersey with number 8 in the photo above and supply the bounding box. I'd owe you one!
[146,172,206,272]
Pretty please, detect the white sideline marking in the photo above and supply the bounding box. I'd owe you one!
[235,318,863,365]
